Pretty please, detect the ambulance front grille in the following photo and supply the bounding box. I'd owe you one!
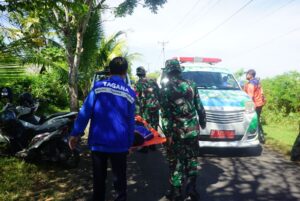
[206,110,244,124]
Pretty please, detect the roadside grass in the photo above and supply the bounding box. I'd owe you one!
[0,157,77,201]
[264,122,299,156]
[0,157,46,201]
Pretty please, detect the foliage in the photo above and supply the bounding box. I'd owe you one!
[0,63,26,80]
[261,71,300,124]
[1,0,167,111]
[78,10,102,97]
[96,31,141,76]
[147,71,160,80]
[115,0,167,17]
[97,31,126,68]
[233,68,244,81]
[0,73,69,114]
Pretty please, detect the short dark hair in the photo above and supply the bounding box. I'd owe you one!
[109,57,128,75]
[246,69,256,77]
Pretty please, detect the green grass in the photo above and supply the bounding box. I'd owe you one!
[264,122,299,155]
[0,157,66,201]
[0,158,45,201]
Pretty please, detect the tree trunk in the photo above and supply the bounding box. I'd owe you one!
[68,65,78,111]
[66,40,78,111]
[67,1,93,111]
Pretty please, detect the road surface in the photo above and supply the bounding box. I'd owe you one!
[67,145,300,201]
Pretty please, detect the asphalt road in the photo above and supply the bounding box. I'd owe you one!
[127,145,300,201]
[71,145,300,201]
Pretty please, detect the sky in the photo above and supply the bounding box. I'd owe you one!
[103,0,300,78]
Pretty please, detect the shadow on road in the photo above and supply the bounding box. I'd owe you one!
[198,147,300,201]
[126,147,169,201]
[25,143,300,201]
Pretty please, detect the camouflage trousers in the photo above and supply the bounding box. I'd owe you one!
[166,137,200,187]
[141,108,159,130]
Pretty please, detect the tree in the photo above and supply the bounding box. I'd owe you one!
[0,11,67,74]
[97,31,140,70]
[2,0,167,111]
[261,71,300,114]
[147,71,160,80]
[78,9,102,98]
[234,68,245,81]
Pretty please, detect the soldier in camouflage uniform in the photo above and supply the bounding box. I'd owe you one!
[134,66,160,151]
[135,66,160,129]
[161,59,206,201]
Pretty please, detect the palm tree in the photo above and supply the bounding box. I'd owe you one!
[96,31,141,74]
[0,12,67,77]
[78,10,102,98]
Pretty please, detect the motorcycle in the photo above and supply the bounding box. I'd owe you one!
[0,102,79,168]
[16,92,78,125]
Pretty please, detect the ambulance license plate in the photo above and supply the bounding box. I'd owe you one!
[210,130,235,139]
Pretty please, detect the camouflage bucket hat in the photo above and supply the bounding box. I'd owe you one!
[164,59,182,74]
[136,66,146,76]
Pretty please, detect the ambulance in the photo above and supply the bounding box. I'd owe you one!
[159,57,260,148]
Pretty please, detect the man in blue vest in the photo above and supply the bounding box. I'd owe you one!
[69,57,136,201]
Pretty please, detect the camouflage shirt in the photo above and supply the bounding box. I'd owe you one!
[135,77,160,114]
[161,75,206,139]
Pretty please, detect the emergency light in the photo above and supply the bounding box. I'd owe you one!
[173,57,222,64]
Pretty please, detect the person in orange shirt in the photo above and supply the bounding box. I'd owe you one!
[244,69,266,143]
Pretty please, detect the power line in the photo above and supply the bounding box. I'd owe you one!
[175,0,255,51]
[164,0,202,38]
[255,0,296,23]
[168,0,222,41]
[229,0,297,47]
[236,25,300,58]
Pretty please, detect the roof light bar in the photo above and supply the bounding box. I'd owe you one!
[173,57,222,64]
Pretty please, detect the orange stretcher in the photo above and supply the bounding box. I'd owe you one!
[132,115,167,147]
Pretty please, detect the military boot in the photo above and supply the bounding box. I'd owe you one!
[165,186,183,201]
[185,176,199,201]
[165,185,173,200]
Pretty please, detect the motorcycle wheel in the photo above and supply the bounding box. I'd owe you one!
[32,139,79,168]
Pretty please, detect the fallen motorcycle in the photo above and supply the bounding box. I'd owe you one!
[0,103,79,168]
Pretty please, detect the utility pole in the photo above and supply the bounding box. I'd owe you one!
[158,41,169,67]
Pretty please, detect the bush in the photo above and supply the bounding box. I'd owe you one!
[0,72,69,114]
[261,71,300,115]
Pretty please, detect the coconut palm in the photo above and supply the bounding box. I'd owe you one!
[96,31,141,74]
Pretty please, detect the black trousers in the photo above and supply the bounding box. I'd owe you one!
[92,151,128,201]
[256,106,263,131]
